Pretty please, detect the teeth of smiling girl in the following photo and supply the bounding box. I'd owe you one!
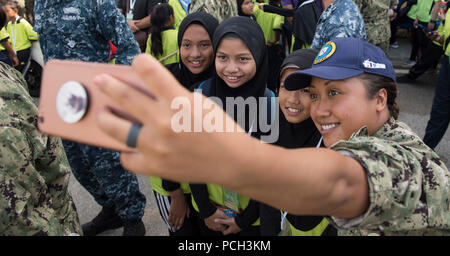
[192,61,200,64]
[288,108,299,113]
[321,124,337,130]
[227,76,238,80]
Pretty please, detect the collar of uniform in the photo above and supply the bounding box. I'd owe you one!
[329,117,397,149]
[349,117,397,141]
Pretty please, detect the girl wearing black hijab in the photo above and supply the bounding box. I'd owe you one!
[236,0,257,20]
[151,12,218,236]
[190,16,272,236]
[259,49,337,236]
[165,12,219,91]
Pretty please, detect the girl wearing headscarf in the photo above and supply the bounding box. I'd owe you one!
[190,16,272,236]
[236,0,257,20]
[259,49,337,236]
[150,12,219,236]
[165,12,219,91]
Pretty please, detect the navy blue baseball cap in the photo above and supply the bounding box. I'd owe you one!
[284,38,396,91]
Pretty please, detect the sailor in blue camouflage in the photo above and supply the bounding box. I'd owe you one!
[310,0,367,50]
[33,0,146,223]
[0,62,82,235]
[329,118,450,236]
[34,0,140,65]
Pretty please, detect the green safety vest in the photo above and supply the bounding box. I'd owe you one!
[290,36,310,52]
[191,184,260,226]
[150,176,191,196]
[414,0,439,22]
[0,28,10,51]
[169,0,187,30]
[253,4,284,45]
[145,28,179,65]
[288,217,330,236]
[443,9,450,56]
[6,17,38,52]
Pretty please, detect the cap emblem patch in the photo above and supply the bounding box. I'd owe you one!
[314,41,336,64]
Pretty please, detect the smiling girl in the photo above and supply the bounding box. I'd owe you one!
[165,12,218,90]
[150,12,219,236]
[260,48,337,236]
[189,16,274,236]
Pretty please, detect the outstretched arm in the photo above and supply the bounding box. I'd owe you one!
[94,54,370,219]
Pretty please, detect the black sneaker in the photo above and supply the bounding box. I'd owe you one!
[82,207,124,236]
[122,219,146,236]
[396,74,416,83]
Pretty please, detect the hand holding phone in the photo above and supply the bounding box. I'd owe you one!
[38,60,155,152]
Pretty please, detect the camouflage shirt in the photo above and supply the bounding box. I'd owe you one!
[310,0,367,50]
[328,118,450,236]
[354,0,398,45]
[189,0,238,23]
[0,63,82,235]
[33,0,140,65]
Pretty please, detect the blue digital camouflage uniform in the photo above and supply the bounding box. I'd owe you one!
[33,0,146,221]
[34,0,139,65]
[310,0,367,50]
[329,118,450,236]
[0,62,82,235]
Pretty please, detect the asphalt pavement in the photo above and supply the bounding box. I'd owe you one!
[68,34,449,236]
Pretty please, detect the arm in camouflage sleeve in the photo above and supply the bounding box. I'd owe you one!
[0,128,67,235]
[97,0,140,65]
[189,0,238,23]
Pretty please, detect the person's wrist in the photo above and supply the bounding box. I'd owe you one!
[170,188,184,198]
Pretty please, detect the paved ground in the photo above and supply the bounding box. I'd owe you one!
[68,34,449,236]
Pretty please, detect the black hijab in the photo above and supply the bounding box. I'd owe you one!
[236,0,257,20]
[276,48,322,148]
[292,0,321,46]
[165,12,219,90]
[210,16,268,135]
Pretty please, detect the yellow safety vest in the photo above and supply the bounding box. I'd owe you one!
[253,4,284,45]
[145,28,179,65]
[191,184,260,226]
[6,17,38,52]
[150,176,191,196]
[0,28,10,51]
[288,217,331,236]
[443,10,450,56]
[168,0,187,30]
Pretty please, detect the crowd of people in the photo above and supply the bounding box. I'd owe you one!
[0,0,448,237]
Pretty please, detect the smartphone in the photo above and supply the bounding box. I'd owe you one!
[417,24,432,33]
[38,59,154,152]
